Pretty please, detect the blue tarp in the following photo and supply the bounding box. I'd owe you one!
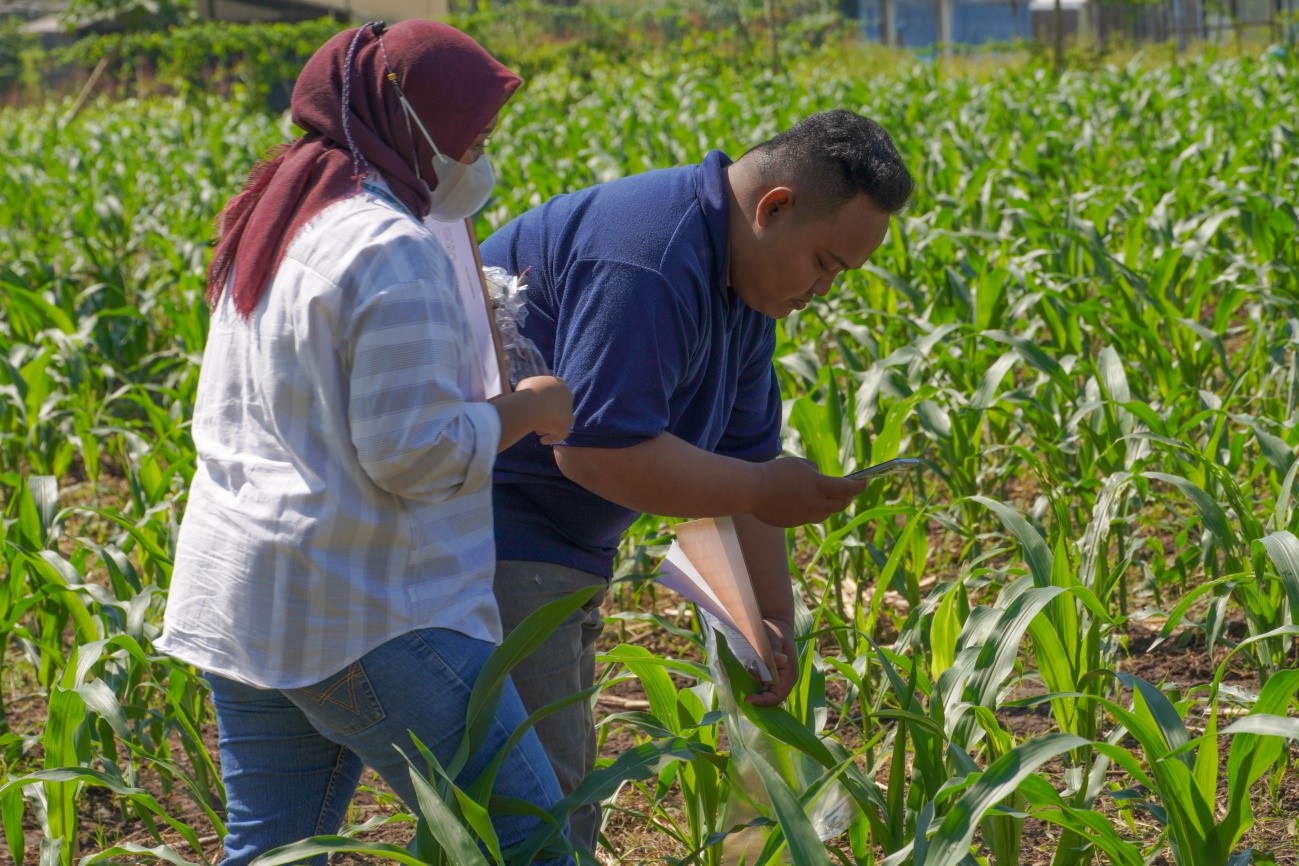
[858,3,1034,47]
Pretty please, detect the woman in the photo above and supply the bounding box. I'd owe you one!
[157,20,574,865]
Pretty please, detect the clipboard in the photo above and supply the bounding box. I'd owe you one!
[424,215,512,399]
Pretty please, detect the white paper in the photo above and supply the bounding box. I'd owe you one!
[424,215,504,399]
[657,522,775,684]
[659,542,740,632]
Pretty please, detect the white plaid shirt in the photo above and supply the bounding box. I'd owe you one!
[158,179,503,689]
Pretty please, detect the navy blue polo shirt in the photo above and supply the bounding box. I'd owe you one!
[482,150,782,577]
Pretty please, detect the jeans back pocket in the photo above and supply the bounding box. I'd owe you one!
[292,660,386,737]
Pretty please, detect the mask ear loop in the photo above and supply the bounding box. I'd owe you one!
[341,21,387,190]
[376,37,441,189]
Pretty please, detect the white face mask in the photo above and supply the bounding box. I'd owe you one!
[398,96,495,221]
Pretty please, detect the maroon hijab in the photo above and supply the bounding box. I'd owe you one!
[207,21,521,318]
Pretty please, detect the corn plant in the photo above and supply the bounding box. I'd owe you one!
[4,40,1299,866]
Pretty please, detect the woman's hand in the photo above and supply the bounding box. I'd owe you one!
[491,376,574,451]
[514,375,575,445]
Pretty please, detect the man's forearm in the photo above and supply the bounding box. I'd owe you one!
[553,433,764,517]
[734,512,799,705]
[554,431,871,529]
[732,513,794,625]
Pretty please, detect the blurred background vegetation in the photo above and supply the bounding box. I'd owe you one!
[2,0,1295,111]
[3,1,1299,864]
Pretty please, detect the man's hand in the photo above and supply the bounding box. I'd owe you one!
[749,457,871,528]
[747,617,798,706]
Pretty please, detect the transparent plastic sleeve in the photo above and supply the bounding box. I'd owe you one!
[481,266,551,386]
[701,605,854,847]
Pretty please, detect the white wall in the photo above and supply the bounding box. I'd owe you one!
[200,0,451,23]
[348,0,451,22]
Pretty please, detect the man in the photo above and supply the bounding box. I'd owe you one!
[481,109,914,854]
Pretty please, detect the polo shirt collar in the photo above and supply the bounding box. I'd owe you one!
[697,150,734,302]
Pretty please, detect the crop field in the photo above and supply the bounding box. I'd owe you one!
[2,41,1299,866]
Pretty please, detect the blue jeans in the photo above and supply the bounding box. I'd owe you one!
[493,561,609,856]
[206,627,572,866]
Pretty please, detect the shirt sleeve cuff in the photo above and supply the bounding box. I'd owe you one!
[460,401,502,494]
[558,431,655,449]
[715,443,782,462]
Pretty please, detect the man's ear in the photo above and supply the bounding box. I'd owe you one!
[755,186,795,228]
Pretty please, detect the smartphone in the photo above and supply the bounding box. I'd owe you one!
[844,457,921,481]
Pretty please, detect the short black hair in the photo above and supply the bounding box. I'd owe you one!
[743,110,913,216]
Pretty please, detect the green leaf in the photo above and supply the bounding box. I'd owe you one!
[1258,531,1299,619]
[509,739,696,865]
[1216,670,1299,852]
[1143,472,1242,569]
[0,767,206,860]
[248,837,431,866]
[790,396,842,474]
[1220,714,1299,740]
[743,747,831,866]
[403,748,493,866]
[923,734,1089,866]
[1095,346,1131,404]
[1118,674,1193,767]
[29,476,59,547]
[930,583,965,677]
[2,786,24,866]
[969,497,1053,588]
[874,390,930,462]
[450,584,601,778]
[66,507,174,567]
[564,737,694,808]
[1016,775,1143,866]
[718,639,892,828]
[1250,422,1296,477]
[972,352,1018,409]
[79,843,202,866]
[600,644,683,734]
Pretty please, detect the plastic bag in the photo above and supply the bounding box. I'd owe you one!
[482,266,551,386]
[702,604,854,851]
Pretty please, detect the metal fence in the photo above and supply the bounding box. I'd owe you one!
[855,0,1299,49]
